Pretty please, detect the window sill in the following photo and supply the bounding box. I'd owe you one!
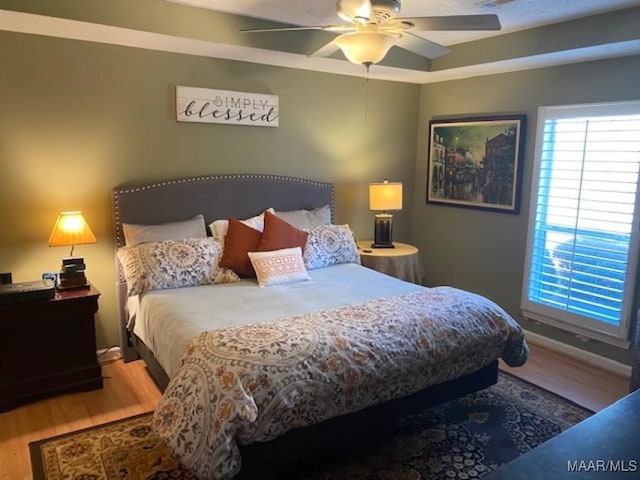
[522,309,631,350]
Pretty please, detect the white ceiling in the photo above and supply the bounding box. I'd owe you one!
[1,0,639,84]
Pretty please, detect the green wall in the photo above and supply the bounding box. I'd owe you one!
[2,1,639,367]
[414,54,640,365]
[0,30,419,348]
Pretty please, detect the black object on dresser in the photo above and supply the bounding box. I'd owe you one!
[0,285,102,412]
[0,279,55,305]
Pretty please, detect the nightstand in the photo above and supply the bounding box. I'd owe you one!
[357,240,424,284]
[0,284,103,412]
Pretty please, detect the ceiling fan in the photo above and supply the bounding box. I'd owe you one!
[241,0,502,68]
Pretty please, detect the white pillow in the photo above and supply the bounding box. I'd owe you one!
[209,208,275,241]
[123,215,206,246]
[248,247,311,287]
[303,224,360,270]
[274,205,331,230]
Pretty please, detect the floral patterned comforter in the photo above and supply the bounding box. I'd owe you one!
[153,286,528,479]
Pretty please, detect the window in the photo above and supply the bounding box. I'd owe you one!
[522,101,640,347]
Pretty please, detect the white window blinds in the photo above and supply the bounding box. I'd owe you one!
[522,101,640,346]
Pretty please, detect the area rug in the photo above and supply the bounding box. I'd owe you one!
[30,372,592,480]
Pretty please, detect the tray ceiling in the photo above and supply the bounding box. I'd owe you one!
[0,0,638,83]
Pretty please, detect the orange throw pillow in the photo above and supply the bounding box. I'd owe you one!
[220,217,262,277]
[258,211,309,252]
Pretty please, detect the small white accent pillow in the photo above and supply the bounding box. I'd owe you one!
[117,237,239,296]
[123,215,207,246]
[303,224,360,270]
[209,208,275,241]
[248,247,311,287]
[274,205,331,230]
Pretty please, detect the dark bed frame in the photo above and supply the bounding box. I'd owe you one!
[112,173,499,477]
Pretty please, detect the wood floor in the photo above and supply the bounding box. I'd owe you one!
[0,343,631,480]
[499,342,629,412]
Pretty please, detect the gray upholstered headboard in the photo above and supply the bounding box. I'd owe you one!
[112,174,334,360]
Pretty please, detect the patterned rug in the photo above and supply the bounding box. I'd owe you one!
[30,372,591,480]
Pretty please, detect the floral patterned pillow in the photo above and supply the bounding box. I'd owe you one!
[248,247,310,287]
[303,224,360,270]
[117,237,239,296]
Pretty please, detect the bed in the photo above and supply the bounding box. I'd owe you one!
[112,174,528,480]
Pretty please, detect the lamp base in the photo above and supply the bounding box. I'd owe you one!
[371,242,395,249]
[372,213,394,249]
[58,256,88,290]
[56,282,90,291]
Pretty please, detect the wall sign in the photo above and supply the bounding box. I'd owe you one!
[176,86,279,127]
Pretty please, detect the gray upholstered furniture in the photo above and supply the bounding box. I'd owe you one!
[484,388,640,479]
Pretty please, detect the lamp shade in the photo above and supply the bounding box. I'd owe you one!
[335,30,396,66]
[369,181,403,211]
[48,211,97,248]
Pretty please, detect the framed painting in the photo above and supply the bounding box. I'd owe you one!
[426,115,526,214]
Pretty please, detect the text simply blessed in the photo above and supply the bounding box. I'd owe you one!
[176,86,279,127]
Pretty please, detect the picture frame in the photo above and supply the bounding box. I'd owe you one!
[426,114,526,214]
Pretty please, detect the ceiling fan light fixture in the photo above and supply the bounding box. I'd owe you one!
[335,31,396,66]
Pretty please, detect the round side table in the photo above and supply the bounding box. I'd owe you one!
[357,240,424,284]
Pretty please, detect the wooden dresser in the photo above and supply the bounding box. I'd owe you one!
[0,285,102,412]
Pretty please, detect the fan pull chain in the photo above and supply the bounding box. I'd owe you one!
[363,63,370,120]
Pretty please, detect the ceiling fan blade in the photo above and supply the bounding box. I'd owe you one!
[475,0,516,5]
[337,0,373,23]
[241,25,323,33]
[241,24,354,34]
[396,32,451,59]
[309,40,341,58]
[399,14,501,31]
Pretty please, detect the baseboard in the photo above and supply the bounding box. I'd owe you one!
[524,329,632,378]
[97,346,122,365]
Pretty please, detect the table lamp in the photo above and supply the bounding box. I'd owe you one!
[369,180,403,248]
[48,211,97,289]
